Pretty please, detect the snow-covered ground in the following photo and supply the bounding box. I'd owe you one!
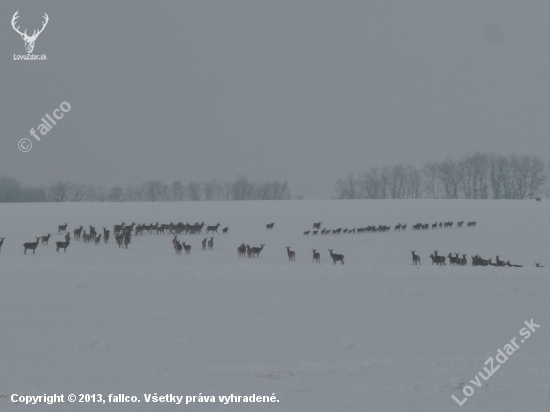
[0,200,548,411]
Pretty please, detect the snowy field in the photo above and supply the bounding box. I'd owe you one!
[0,199,548,411]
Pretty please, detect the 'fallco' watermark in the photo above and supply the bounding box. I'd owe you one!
[18,101,71,153]
[451,318,540,406]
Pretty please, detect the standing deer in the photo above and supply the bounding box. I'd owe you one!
[208,237,214,250]
[73,226,83,240]
[303,231,310,236]
[24,237,40,254]
[286,246,295,261]
[222,227,229,234]
[238,243,246,257]
[56,238,70,253]
[103,227,110,244]
[328,249,344,265]
[58,223,68,234]
[313,222,322,229]
[536,197,541,202]
[182,242,191,254]
[175,241,183,255]
[266,223,274,230]
[312,249,320,263]
[411,251,420,265]
[252,244,265,257]
[246,244,252,258]
[41,233,51,246]
[202,238,207,250]
[65,233,71,242]
[0,237,5,252]
[95,234,102,245]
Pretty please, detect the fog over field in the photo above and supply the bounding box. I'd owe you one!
[3,1,550,198]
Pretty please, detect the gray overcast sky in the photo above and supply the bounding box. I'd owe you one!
[2,1,550,198]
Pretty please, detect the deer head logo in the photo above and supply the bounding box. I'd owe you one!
[11,11,49,54]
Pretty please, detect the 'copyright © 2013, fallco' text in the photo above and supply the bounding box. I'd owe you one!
[10,393,280,405]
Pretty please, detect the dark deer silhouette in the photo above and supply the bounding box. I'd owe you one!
[103,227,110,244]
[222,227,229,234]
[328,249,344,265]
[536,261,544,267]
[411,251,420,265]
[536,197,541,202]
[206,223,221,234]
[24,237,40,254]
[252,244,265,257]
[286,246,295,261]
[73,226,83,240]
[208,237,214,250]
[238,243,246,257]
[266,223,274,230]
[58,223,68,234]
[56,238,70,253]
[202,238,207,250]
[41,233,51,246]
[312,249,320,263]
[182,242,191,254]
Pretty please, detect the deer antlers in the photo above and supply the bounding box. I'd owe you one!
[12,11,49,53]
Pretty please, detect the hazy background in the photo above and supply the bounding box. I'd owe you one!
[2,1,550,199]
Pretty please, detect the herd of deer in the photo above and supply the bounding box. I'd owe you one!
[303,221,476,236]
[411,250,539,268]
[17,221,229,255]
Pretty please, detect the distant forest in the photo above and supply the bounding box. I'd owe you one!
[335,153,548,200]
[0,176,292,202]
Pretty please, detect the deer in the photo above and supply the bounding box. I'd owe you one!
[114,222,125,235]
[0,237,4,252]
[65,232,71,242]
[536,261,544,267]
[56,238,70,253]
[103,227,110,244]
[457,221,464,227]
[411,251,420,265]
[24,237,40,254]
[58,223,68,234]
[246,244,252,258]
[238,243,246,257]
[95,234,102,245]
[73,226,83,240]
[40,233,51,246]
[536,197,541,202]
[312,249,320,263]
[506,261,523,268]
[312,230,318,235]
[432,223,438,229]
[175,241,183,255]
[286,246,295,261]
[252,244,265,257]
[206,223,221,234]
[222,227,229,234]
[11,11,49,54]
[495,255,506,267]
[208,237,214,250]
[202,238,207,250]
[447,253,459,266]
[266,222,274,230]
[303,231,310,236]
[433,251,446,266]
[401,224,407,230]
[313,222,322,229]
[394,223,401,231]
[124,233,131,249]
[328,249,344,265]
[182,242,191,254]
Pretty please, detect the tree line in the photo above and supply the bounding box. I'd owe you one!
[335,153,549,200]
[0,175,291,202]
